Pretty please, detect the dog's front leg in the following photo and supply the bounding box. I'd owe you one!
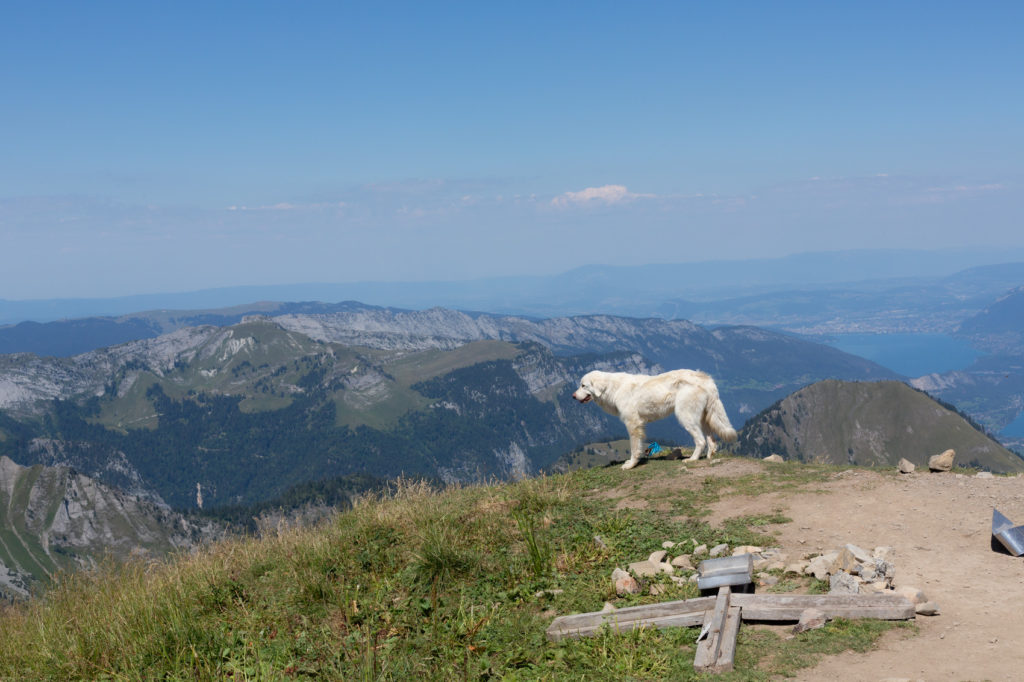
[623,419,646,470]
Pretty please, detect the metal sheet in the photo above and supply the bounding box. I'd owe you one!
[992,508,1024,557]
[697,554,753,591]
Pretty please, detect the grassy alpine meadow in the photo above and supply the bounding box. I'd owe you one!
[0,456,909,680]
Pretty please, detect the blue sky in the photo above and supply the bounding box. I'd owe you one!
[2,1,1022,299]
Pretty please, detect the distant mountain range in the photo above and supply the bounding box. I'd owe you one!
[736,380,1023,473]
[0,309,899,510]
[4,249,1024,330]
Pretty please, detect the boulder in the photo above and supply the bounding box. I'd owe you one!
[898,458,916,474]
[928,449,956,472]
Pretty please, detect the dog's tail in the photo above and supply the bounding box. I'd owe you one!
[703,391,738,443]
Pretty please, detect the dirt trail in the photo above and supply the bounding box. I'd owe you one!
[699,462,1024,681]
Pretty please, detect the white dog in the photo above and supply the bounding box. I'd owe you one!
[573,369,737,469]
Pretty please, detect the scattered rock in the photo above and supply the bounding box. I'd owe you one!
[593,535,608,549]
[785,560,809,575]
[648,550,668,564]
[845,544,872,564]
[649,584,666,596]
[792,607,828,634]
[897,458,916,474]
[806,554,834,580]
[757,572,779,587]
[929,449,956,472]
[976,471,995,479]
[709,543,729,557]
[601,601,616,613]
[916,601,941,616]
[829,571,860,595]
[628,560,673,577]
[830,547,863,575]
[732,545,763,556]
[534,588,564,598]
[693,544,708,556]
[661,541,676,549]
[763,454,785,463]
[612,568,641,595]
[895,585,927,605]
[670,555,693,569]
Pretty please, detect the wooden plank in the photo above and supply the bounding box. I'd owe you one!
[546,597,715,641]
[716,606,742,672]
[730,593,915,621]
[694,586,731,671]
[546,592,914,641]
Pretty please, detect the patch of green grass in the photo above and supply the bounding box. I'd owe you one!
[0,461,914,679]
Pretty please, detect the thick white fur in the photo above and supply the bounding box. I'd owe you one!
[573,369,737,470]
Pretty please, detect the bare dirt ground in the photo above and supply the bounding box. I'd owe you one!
[686,458,1024,681]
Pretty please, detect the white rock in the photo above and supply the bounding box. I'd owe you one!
[895,585,927,605]
[648,550,668,564]
[709,543,729,557]
[661,541,676,549]
[671,555,693,569]
[732,545,763,556]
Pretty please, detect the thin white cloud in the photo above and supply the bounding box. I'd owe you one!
[551,184,655,208]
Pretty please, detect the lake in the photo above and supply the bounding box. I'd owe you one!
[823,333,981,378]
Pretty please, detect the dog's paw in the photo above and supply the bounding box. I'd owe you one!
[621,459,638,470]
[686,454,701,462]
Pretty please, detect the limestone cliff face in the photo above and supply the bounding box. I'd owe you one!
[0,456,221,599]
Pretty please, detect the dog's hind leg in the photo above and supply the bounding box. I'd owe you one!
[622,418,646,470]
[674,389,708,461]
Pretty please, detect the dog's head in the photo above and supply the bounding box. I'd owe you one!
[573,371,604,404]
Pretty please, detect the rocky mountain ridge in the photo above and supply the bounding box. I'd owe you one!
[0,455,221,599]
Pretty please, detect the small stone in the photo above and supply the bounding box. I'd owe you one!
[807,555,833,580]
[785,560,809,575]
[757,572,779,587]
[601,601,616,613]
[831,547,862,575]
[661,541,676,549]
[829,571,860,595]
[649,584,665,596]
[534,588,564,598]
[928,449,956,472]
[629,560,673,577]
[792,607,827,634]
[732,545,763,556]
[648,550,668,564]
[916,601,941,616]
[594,535,608,549]
[693,544,708,556]
[895,585,927,605]
[671,555,693,569]
[670,575,688,585]
[845,544,872,564]
[709,543,729,557]
[897,458,916,474]
[976,471,995,479]
[612,567,642,595]
[763,454,784,463]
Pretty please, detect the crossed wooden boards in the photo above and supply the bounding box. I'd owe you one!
[546,589,915,674]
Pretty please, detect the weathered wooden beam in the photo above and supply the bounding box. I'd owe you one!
[730,593,915,621]
[546,598,714,641]
[694,586,740,673]
[546,593,914,641]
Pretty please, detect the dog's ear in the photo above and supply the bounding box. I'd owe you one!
[587,375,604,398]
